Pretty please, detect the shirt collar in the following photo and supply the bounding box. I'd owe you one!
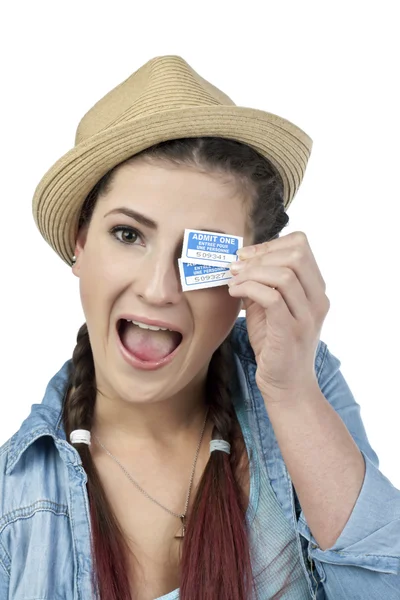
[6,359,72,474]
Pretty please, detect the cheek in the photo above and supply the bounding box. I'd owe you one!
[79,269,99,324]
[191,287,242,341]
[78,256,115,323]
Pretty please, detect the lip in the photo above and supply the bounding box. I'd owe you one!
[116,314,184,335]
[115,314,184,372]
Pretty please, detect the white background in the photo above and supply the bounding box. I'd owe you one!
[1,1,399,488]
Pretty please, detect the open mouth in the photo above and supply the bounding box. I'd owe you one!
[117,318,183,363]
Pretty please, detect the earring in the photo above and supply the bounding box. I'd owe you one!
[71,255,77,265]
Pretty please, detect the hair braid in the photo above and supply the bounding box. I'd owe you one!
[180,337,254,600]
[206,336,247,489]
[62,323,132,600]
[63,323,95,433]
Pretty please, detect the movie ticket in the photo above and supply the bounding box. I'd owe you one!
[178,260,232,292]
[181,229,243,268]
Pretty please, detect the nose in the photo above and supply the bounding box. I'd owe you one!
[133,252,182,306]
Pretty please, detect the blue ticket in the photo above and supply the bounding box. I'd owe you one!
[181,229,243,268]
[178,259,232,291]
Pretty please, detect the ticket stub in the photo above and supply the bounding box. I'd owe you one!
[181,229,243,268]
[178,259,232,291]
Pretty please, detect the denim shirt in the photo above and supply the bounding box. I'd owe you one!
[1,317,400,599]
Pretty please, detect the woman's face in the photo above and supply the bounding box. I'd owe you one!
[73,159,253,405]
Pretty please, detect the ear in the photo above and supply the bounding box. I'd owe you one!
[71,225,88,277]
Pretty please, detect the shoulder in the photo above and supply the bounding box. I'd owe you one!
[0,438,10,462]
[0,433,75,594]
[0,427,70,527]
[0,437,13,517]
[1,358,74,519]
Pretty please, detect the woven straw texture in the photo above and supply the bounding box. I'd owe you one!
[32,55,313,266]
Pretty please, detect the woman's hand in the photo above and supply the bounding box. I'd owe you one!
[228,231,330,403]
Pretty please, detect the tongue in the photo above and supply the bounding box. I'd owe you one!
[120,322,181,361]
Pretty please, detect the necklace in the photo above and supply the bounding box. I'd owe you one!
[93,407,209,539]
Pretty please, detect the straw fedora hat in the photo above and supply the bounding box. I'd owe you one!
[32,55,313,266]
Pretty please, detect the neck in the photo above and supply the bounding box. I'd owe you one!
[90,367,209,448]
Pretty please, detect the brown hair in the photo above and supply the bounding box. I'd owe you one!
[62,137,289,600]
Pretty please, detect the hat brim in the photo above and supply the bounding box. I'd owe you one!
[32,105,312,265]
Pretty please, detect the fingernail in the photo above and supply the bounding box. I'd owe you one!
[237,246,255,259]
[230,261,245,273]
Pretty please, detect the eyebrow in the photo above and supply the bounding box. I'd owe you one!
[104,207,157,229]
[104,206,228,234]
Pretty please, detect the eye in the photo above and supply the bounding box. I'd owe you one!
[110,225,144,246]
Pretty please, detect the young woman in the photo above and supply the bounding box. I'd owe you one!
[1,56,399,600]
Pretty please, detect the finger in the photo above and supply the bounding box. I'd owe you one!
[228,280,295,330]
[234,243,326,305]
[237,230,306,260]
[229,265,310,321]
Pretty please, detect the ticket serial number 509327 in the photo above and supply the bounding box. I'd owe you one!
[193,272,228,283]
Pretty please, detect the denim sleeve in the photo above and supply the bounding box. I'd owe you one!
[296,343,400,599]
[0,559,8,600]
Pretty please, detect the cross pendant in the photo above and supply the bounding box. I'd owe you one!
[174,515,186,539]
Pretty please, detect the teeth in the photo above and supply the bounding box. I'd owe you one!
[125,319,170,332]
